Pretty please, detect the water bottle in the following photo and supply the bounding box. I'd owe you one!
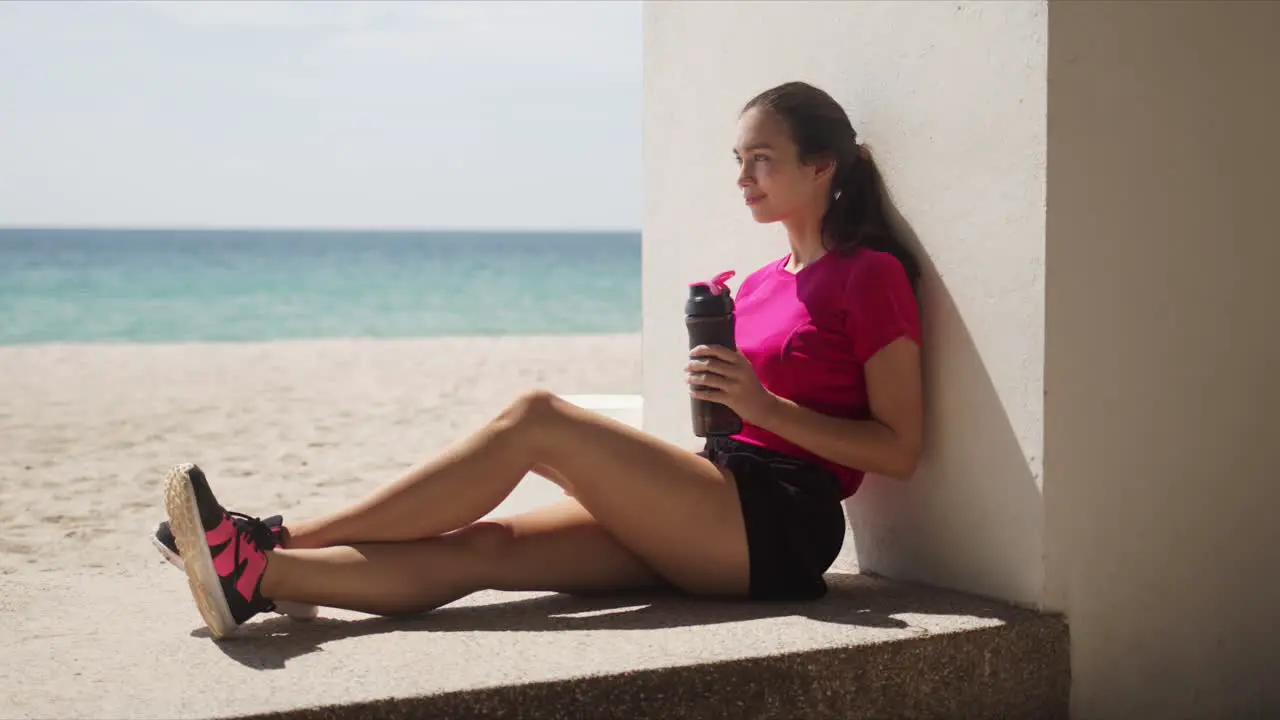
[686,270,743,437]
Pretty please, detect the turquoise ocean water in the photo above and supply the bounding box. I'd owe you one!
[0,228,641,345]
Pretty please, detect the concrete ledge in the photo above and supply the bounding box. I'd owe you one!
[561,393,644,429]
[4,395,1068,719]
[4,568,1067,720]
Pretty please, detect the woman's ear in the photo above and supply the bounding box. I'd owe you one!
[811,156,837,184]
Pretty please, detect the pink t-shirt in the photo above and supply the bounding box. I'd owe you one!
[729,246,921,498]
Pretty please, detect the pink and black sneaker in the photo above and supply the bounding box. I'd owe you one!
[163,462,281,639]
[151,516,318,620]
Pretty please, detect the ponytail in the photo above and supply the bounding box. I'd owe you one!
[822,142,921,288]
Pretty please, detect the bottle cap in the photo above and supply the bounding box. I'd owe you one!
[686,270,736,317]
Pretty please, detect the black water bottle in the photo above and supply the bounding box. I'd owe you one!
[686,271,743,437]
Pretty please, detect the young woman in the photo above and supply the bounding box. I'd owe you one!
[156,81,924,640]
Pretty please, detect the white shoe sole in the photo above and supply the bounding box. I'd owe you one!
[152,534,184,570]
[164,463,239,639]
[152,533,318,621]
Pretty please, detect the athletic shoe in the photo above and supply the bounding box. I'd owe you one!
[163,462,284,639]
[151,516,318,620]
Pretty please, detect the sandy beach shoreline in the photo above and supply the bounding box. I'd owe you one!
[0,333,641,577]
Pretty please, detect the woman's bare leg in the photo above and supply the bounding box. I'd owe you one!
[283,389,749,596]
[261,499,663,615]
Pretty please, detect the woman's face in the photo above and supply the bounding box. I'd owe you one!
[733,108,831,225]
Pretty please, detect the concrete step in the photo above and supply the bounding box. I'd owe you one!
[3,566,1067,720]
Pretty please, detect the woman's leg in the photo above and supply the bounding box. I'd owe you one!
[261,499,663,616]
[285,389,749,596]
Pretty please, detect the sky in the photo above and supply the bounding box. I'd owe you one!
[0,0,642,231]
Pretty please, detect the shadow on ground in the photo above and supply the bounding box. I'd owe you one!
[195,572,1027,670]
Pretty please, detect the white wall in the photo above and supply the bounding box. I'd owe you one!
[647,0,1280,717]
[1045,2,1280,717]
[643,1,1050,606]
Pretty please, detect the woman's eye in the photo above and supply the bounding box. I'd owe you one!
[753,154,769,162]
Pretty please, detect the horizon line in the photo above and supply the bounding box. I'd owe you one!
[0,224,641,234]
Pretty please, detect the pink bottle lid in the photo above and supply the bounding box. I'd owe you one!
[689,270,736,296]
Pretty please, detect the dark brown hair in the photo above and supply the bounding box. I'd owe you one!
[743,81,920,286]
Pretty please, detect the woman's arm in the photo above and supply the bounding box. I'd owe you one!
[754,337,922,480]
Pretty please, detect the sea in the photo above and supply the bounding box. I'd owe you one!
[0,228,641,346]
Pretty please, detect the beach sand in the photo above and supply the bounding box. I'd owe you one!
[0,333,641,578]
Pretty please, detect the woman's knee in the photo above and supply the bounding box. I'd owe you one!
[496,389,570,435]
[514,388,563,415]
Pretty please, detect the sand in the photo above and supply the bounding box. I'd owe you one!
[0,334,641,577]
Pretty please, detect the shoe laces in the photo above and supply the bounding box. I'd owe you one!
[228,512,279,612]
[230,512,280,553]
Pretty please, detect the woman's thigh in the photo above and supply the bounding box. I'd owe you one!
[520,392,750,597]
[482,498,665,594]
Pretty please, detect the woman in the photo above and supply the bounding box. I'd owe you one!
[157,81,924,640]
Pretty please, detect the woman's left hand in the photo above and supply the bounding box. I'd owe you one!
[685,345,777,424]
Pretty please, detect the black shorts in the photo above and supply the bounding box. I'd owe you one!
[698,436,846,601]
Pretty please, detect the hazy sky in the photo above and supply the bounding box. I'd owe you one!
[0,1,642,230]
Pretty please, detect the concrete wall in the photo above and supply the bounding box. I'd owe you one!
[1045,1,1280,717]
[646,0,1280,716]
[643,1,1049,606]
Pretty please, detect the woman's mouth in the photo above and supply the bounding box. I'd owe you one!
[745,195,765,206]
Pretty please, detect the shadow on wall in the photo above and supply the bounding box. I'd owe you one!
[843,172,1045,607]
